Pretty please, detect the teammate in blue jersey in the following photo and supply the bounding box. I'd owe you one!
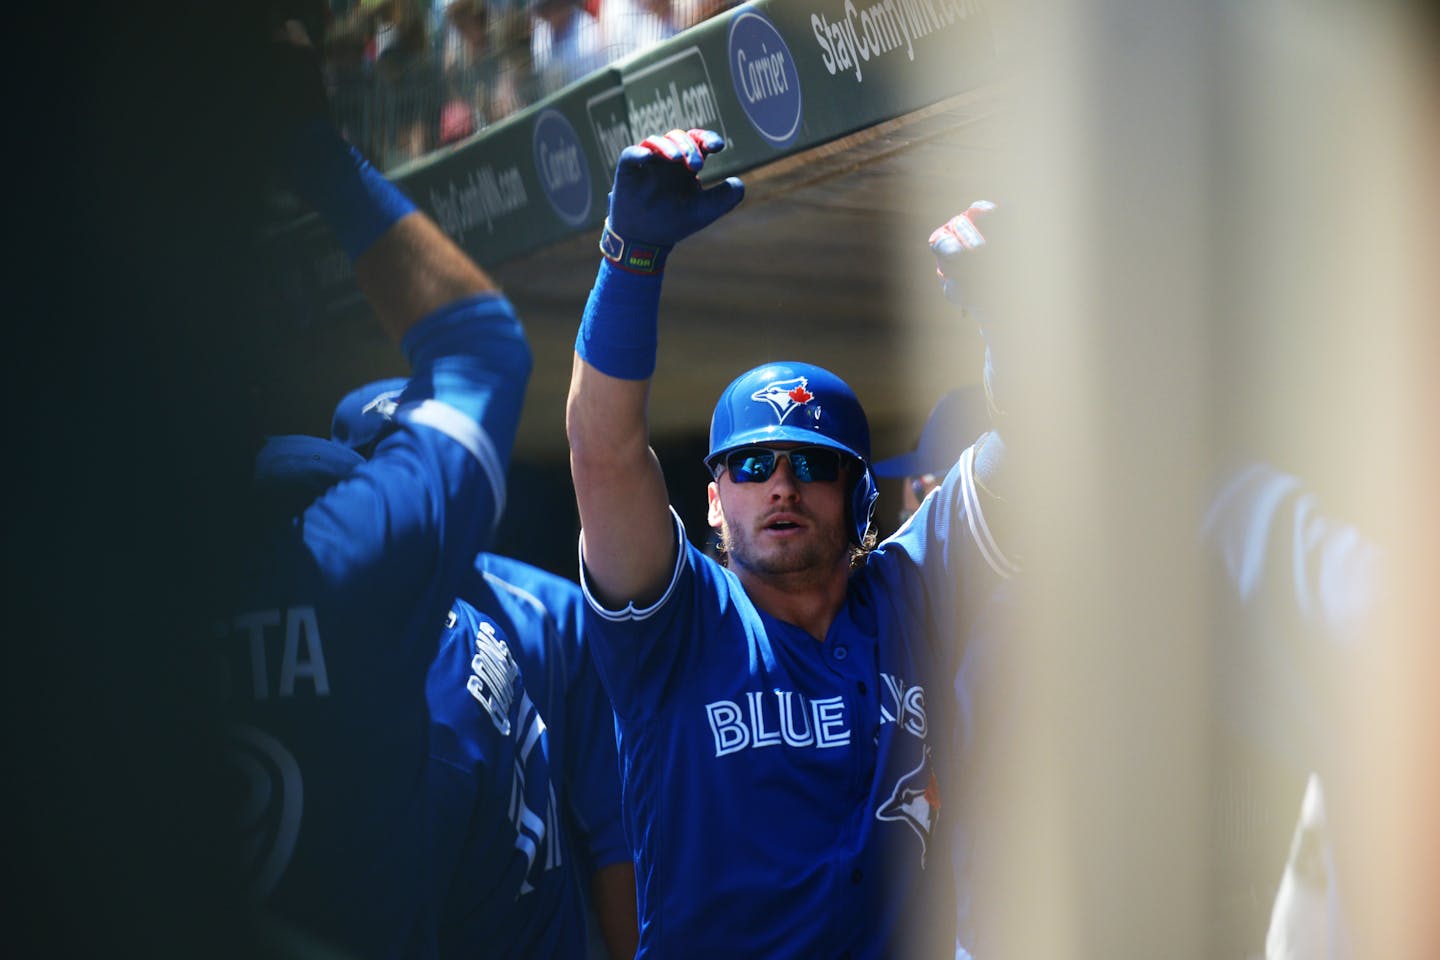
[259,397,595,960]
[564,128,1017,957]
[469,553,638,958]
[423,595,585,959]
[333,378,639,959]
[221,27,535,958]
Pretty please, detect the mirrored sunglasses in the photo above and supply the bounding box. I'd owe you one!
[722,446,844,484]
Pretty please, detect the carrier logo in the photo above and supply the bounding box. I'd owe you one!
[226,723,303,902]
[728,8,803,147]
[876,745,941,866]
[532,109,593,226]
[751,377,815,423]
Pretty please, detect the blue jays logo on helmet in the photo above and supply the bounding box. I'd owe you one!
[706,361,878,545]
[749,376,816,424]
[361,386,403,421]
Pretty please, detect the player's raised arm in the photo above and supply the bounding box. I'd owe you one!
[270,23,529,576]
[567,129,743,607]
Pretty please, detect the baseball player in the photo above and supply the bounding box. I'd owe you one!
[221,28,536,958]
[333,378,638,959]
[264,414,594,960]
[565,128,1020,957]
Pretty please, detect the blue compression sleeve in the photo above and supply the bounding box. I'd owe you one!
[574,259,663,380]
[279,118,418,261]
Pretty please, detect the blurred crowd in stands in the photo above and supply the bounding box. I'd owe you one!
[322,0,739,170]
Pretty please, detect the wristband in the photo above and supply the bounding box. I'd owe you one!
[598,219,671,275]
[280,118,418,262]
[574,260,663,380]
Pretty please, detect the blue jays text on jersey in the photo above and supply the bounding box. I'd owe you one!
[578,455,990,959]
[702,669,928,756]
[221,294,530,960]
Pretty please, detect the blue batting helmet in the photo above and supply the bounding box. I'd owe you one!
[253,434,364,517]
[704,361,878,545]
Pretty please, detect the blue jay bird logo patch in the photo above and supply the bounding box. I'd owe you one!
[750,377,815,424]
[362,386,404,421]
[876,746,941,866]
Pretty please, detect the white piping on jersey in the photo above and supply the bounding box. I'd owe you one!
[959,441,1020,580]
[481,571,547,620]
[579,507,687,622]
[399,399,507,535]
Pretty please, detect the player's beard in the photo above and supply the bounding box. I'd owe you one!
[720,511,849,581]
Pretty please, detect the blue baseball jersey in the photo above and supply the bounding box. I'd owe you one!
[469,553,629,882]
[426,598,584,959]
[221,294,530,959]
[579,454,991,958]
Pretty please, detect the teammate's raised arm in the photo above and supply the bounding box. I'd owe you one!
[271,23,496,341]
[567,128,743,607]
[223,25,532,958]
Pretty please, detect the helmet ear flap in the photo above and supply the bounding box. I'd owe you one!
[850,465,878,545]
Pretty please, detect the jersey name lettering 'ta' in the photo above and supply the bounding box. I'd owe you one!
[218,606,330,701]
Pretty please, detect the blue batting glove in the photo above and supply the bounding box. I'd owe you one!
[928,200,996,305]
[599,128,745,274]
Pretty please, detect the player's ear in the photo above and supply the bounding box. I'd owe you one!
[706,480,724,531]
